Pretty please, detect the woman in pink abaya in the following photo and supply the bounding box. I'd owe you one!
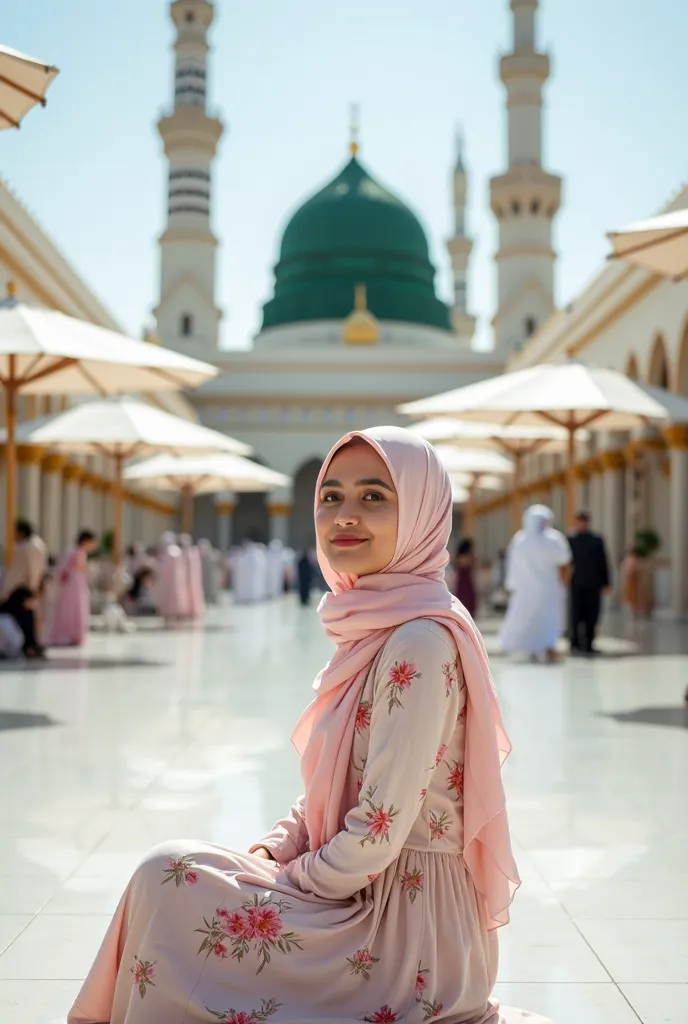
[179,533,205,619]
[155,532,186,622]
[47,529,97,647]
[68,427,552,1024]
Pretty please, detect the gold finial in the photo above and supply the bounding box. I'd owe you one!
[349,103,360,157]
[343,283,379,345]
[7,281,17,297]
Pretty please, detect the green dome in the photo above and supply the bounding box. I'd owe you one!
[261,156,451,332]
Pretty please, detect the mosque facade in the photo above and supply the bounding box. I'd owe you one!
[153,0,561,551]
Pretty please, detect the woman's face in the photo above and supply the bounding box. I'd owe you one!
[316,441,399,577]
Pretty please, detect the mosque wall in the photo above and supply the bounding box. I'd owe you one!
[483,235,688,619]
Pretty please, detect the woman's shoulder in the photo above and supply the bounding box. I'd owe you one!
[383,617,457,661]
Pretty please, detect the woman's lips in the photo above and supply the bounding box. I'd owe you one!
[330,536,368,547]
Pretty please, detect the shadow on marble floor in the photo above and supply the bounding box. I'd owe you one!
[0,710,61,732]
[0,656,169,673]
[600,705,688,730]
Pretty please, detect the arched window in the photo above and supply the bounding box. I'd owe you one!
[530,199,540,215]
[511,199,521,216]
[180,314,193,337]
[648,334,669,389]
[524,316,537,338]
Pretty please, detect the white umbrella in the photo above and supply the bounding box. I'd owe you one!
[409,418,588,529]
[0,295,218,559]
[124,453,291,534]
[5,397,250,562]
[400,360,675,526]
[434,446,513,537]
[608,208,688,280]
[0,45,59,129]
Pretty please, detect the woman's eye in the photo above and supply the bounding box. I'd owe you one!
[321,492,340,503]
[363,491,384,501]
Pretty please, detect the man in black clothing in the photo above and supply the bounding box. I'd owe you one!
[568,510,610,654]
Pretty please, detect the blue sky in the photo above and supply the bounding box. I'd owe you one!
[4,0,688,350]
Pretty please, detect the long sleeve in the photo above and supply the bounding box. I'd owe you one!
[286,619,460,900]
[249,795,309,864]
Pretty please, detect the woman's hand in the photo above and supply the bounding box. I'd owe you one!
[252,846,275,861]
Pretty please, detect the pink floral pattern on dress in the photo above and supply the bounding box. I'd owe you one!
[422,998,444,1020]
[441,659,459,697]
[367,872,380,883]
[429,810,452,841]
[363,1006,399,1023]
[161,854,199,887]
[415,963,429,999]
[356,700,372,733]
[131,956,156,999]
[428,743,447,770]
[359,785,399,847]
[196,894,303,974]
[354,756,368,793]
[385,660,421,712]
[346,946,380,980]
[206,998,281,1023]
[400,866,424,904]
[445,759,465,798]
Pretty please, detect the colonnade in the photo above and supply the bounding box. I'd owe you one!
[0,445,176,559]
[473,425,688,619]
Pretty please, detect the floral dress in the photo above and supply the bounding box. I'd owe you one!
[68,619,538,1024]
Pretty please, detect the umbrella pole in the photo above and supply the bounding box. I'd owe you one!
[511,453,522,533]
[181,485,193,535]
[464,475,478,539]
[566,423,576,528]
[4,370,17,565]
[113,453,123,566]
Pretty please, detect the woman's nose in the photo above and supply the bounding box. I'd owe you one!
[334,502,360,526]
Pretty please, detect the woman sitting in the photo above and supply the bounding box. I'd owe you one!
[67,427,550,1024]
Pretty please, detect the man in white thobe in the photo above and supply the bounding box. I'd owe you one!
[499,505,572,661]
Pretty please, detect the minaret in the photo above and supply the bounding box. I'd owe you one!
[490,0,561,355]
[154,0,223,360]
[446,126,476,346]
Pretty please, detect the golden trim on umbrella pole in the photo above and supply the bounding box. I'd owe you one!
[463,475,479,539]
[181,484,194,535]
[566,422,576,529]
[112,453,124,566]
[511,452,523,533]
[5,362,17,565]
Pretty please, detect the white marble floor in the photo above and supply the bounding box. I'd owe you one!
[0,597,686,1024]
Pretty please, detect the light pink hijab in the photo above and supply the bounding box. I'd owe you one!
[292,426,520,930]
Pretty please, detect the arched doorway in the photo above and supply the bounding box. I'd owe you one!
[648,334,670,388]
[625,353,639,380]
[289,458,322,552]
[233,493,269,544]
[677,319,688,394]
[232,455,271,544]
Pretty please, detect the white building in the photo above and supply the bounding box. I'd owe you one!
[153,0,561,549]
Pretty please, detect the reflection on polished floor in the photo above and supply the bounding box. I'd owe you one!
[0,598,686,1024]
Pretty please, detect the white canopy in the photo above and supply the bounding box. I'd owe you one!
[7,397,250,458]
[0,45,59,130]
[125,453,289,495]
[400,360,681,526]
[125,454,291,534]
[408,418,587,453]
[608,208,688,280]
[400,361,673,430]
[0,296,218,560]
[434,446,513,477]
[0,300,217,394]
